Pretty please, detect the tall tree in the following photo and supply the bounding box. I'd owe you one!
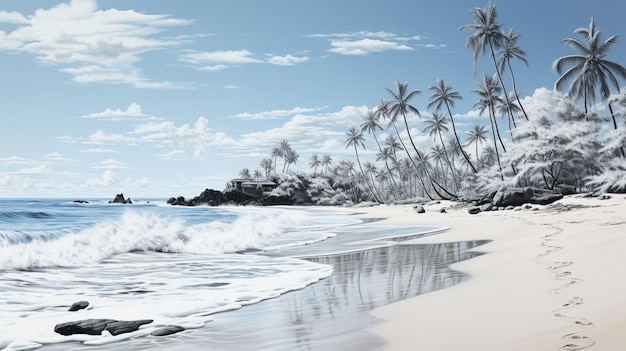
[460,3,516,131]
[497,28,530,121]
[259,158,273,180]
[385,83,454,199]
[422,111,458,187]
[553,17,626,156]
[428,78,477,173]
[239,168,251,180]
[344,126,382,203]
[465,124,489,169]
[321,154,332,176]
[309,154,321,175]
[473,74,505,179]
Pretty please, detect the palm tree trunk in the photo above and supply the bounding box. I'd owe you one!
[353,146,383,203]
[438,132,459,189]
[489,40,516,135]
[373,135,401,199]
[608,102,626,157]
[488,105,504,180]
[400,112,455,199]
[390,121,434,200]
[508,60,529,121]
[445,103,477,173]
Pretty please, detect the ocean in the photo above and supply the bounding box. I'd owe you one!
[0,199,486,351]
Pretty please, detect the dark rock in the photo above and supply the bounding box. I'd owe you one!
[54,319,153,336]
[151,325,185,336]
[439,208,447,213]
[170,189,231,206]
[480,203,493,212]
[415,205,426,214]
[68,300,89,312]
[598,194,612,200]
[54,319,116,336]
[73,200,89,204]
[109,193,132,204]
[105,320,153,336]
[261,194,293,206]
[468,207,481,215]
[492,186,563,207]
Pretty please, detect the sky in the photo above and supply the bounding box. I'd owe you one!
[0,0,625,199]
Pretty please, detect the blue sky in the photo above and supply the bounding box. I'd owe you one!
[0,0,624,198]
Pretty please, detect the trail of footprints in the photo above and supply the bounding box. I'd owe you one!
[537,225,595,350]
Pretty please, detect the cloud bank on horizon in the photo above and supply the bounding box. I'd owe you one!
[0,0,624,198]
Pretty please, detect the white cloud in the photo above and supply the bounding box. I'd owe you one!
[131,117,211,159]
[158,150,187,159]
[86,130,136,145]
[0,11,28,24]
[15,164,54,176]
[179,50,261,70]
[81,148,116,153]
[230,107,324,120]
[0,0,191,87]
[93,159,129,170]
[266,54,309,66]
[83,102,162,121]
[329,39,413,55]
[43,153,75,162]
[0,156,30,165]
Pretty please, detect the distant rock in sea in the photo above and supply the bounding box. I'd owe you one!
[54,318,153,336]
[151,325,186,336]
[109,193,132,204]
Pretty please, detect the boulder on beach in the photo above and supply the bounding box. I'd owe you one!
[68,300,89,312]
[54,319,153,336]
[492,186,563,207]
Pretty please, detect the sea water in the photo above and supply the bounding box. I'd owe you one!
[0,199,445,350]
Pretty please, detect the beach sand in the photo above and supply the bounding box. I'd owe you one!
[367,194,626,351]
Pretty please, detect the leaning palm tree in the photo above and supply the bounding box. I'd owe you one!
[344,126,382,203]
[422,112,458,188]
[376,146,401,199]
[460,3,516,130]
[553,17,626,156]
[465,124,489,169]
[376,98,434,200]
[385,82,454,199]
[472,74,505,179]
[321,154,332,176]
[428,78,477,173]
[497,28,530,121]
[496,92,522,138]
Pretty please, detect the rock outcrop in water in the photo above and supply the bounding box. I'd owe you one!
[54,319,153,336]
[109,193,132,204]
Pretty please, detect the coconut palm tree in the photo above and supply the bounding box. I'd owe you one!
[428,78,477,173]
[460,3,516,131]
[422,111,457,187]
[239,168,251,180]
[259,158,273,180]
[309,154,321,175]
[496,92,522,137]
[345,126,382,203]
[472,74,505,179]
[271,147,282,175]
[466,124,489,169]
[284,148,299,173]
[376,146,401,199]
[321,154,332,176]
[384,84,454,199]
[553,17,626,156]
[497,28,530,121]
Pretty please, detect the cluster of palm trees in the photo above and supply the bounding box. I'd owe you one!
[342,3,625,203]
[238,3,625,202]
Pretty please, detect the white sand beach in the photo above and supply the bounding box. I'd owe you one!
[362,194,626,351]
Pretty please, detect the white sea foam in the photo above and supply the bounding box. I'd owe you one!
[0,208,341,270]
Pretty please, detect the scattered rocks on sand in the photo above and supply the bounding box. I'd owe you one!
[151,325,186,336]
[68,300,89,312]
[468,207,482,215]
[414,205,426,214]
[54,319,153,336]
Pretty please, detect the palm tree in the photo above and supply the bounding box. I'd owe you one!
[279,139,292,173]
[385,83,454,199]
[259,158,273,180]
[422,111,457,187]
[309,154,321,175]
[465,124,489,169]
[376,146,401,199]
[284,148,299,173]
[271,147,282,175]
[496,92,521,137]
[553,17,626,156]
[239,168,251,179]
[497,28,530,121]
[472,74,505,179]
[253,169,263,181]
[321,154,332,176]
[345,126,382,203]
[428,78,477,173]
[460,3,516,131]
